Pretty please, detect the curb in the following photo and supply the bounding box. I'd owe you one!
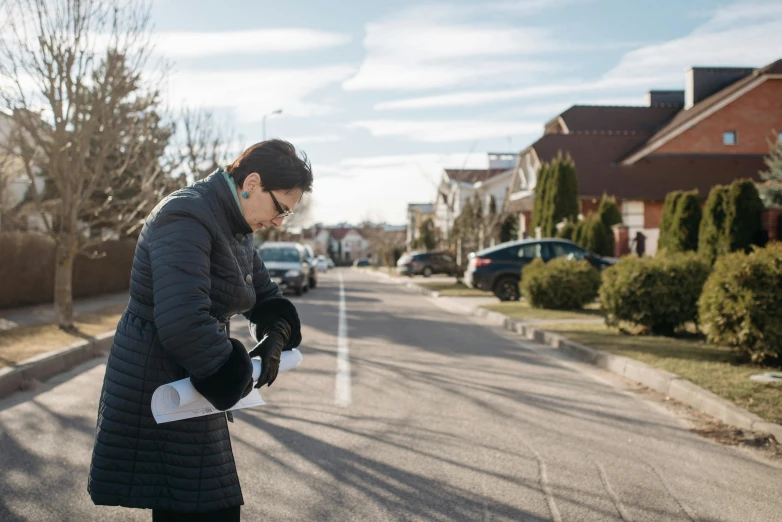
[487,313,782,442]
[369,269,782,442]
[0,330,114,400]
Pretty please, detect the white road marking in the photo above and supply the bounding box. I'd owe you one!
[336,271,352,407]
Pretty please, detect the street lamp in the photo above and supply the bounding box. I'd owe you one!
[262,109,283,140]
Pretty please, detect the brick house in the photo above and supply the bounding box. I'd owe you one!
[506,59,782,255]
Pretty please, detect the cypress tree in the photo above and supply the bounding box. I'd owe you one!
[698,185,728,264]
[499,213,519,243]
[581,215,613,256]
[531,163,551,233]
[543,152,579,237]
[723,179,764,253]
[598,194,622,228]
[658,191,683,251]
[668,190,701,253]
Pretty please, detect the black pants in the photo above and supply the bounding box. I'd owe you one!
[152,506,240,521]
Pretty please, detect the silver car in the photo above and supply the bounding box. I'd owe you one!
[258,242,311,296]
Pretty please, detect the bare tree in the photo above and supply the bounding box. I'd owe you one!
[172,107,235,183]
[361,223,406,267]
[0,0,170,329]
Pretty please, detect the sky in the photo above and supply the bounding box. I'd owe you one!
[149,0,782,226]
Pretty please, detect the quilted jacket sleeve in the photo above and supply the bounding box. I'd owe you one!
[244,249,302,350]
[149,209,252,410]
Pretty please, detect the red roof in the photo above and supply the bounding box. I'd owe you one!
[531,133,763,200]
[555,105,681,134]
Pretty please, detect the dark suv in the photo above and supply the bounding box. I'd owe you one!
[464,239,616,301]
[397,251,458,277]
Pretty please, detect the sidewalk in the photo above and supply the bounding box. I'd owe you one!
[0,292,128,332]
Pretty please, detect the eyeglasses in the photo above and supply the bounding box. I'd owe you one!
[267,190,294,219]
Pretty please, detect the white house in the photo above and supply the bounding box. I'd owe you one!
[432,152,518,240]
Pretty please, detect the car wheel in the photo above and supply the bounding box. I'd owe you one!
[422,267,433,278]
[294,285,303,296]
[493,276,520,302]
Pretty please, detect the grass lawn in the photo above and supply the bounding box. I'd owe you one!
[542,322,782,425]
[417,281,494,297]
[0,305,124,368]
[483,301,603,322]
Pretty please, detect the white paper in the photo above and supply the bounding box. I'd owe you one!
[151,349,302,424]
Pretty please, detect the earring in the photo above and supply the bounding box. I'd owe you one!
[242,191,250,199]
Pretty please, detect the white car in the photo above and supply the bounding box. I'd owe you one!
[317,255,329,272]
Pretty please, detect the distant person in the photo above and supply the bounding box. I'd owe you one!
[88,140,313,521]
[631,231,646,257]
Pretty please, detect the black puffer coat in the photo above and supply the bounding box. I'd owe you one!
[88,172,301,513]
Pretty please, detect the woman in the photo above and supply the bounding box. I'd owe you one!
[88,140,313,521]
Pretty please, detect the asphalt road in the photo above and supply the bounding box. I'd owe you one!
[1,268,780,521]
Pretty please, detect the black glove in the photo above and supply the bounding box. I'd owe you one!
[248,318,291,388]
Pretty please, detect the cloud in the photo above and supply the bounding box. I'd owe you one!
[285,134,343,145]
[348,119,541,143]
[311,153,489,224]
[163,65,355,120]
[373,78,651,111]
[153,28,351,57]
[343,4,561,92]
[603,0,782,84]
[373,0,782,110]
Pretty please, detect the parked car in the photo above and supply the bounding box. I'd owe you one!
[353,258,372,267]
[302,244,318,289]
[317,255,329,273]
[258,242,310,296]
[396,251,458,277]
[464,239,617,301]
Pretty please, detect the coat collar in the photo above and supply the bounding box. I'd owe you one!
[204,170,252,238]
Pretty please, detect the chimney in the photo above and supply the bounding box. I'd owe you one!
[646,90,684,107]
[685,67,754,109]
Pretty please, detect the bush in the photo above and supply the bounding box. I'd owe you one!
[723,179,764,253]
[597,195,622,228]
[698,243,782,364]
[557,222,575,240]
[698,185,728,264]
[667,189,701,253]
[580,215,614,257]
[521,257,601,310]
[658,191,683,251]
[600,252,710,336]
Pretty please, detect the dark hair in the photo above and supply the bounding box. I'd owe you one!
[225,139,313,194]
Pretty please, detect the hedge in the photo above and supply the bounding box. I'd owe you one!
[0,232,135,309]
[698,242,782,365]
[600,252,710,336]
[521,258,601,310]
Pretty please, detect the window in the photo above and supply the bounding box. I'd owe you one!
[549,242,586,260]
[723,131,737,145]
[516,243,544,259]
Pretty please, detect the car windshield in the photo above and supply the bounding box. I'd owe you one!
[259,248,299,262]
